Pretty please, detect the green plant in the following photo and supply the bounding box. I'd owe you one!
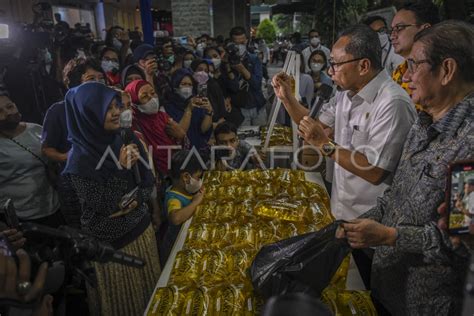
[256,18,277,44]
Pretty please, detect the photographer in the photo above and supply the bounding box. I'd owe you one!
[0,248,52,316]
[223,26,266,126]
[133,44,157,91]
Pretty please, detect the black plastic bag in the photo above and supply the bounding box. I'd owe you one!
[250,220,351,299]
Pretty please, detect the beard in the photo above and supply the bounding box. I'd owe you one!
[0,112,22,131]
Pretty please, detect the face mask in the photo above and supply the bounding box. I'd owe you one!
[113,38,122,50]
[183,60,193,68]
[137,97,160,115]
[209,73,214,79]
[178,86,193,100]
[193,71,209,85]
[211,58,221,68]
[310,37,321,47]
[310,63,324,73]
[0,112,21,131]
[185,175,202,194]
[378,33,390,48]
[167,55,175,64]
[237,44,247,57]
[101,60,119,73]
[96,78,106,85]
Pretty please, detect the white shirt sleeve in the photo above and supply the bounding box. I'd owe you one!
[318,93,339,129]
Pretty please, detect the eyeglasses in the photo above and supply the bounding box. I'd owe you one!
[406,58,431,73]
[390,24,420,34]
[328,57,365,72]
[375,27,389,34]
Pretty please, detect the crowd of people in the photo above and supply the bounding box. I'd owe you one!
[0,1,473,316]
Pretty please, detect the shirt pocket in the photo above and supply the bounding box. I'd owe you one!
[351,129,369,152]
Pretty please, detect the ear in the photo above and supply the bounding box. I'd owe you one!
[359,59,371,76]
[439,58,457,86]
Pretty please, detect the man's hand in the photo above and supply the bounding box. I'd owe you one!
[342,219,397,248]
[0,249,48,303]
[117,30,130,43]
[165,118,186,141]
[298,116,330,147]
[192,188,205,205]
[271,72,293,103]
[3,229,26,250]
[144,59,158,77]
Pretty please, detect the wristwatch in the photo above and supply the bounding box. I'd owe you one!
[320,140,338,157]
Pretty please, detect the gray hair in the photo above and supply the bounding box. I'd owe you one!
[414,20,474,83]
[339,24,382,71]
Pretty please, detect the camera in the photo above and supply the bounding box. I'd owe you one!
[225,43,241,66]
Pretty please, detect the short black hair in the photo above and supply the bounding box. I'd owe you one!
[308,29,320,37]
[169,150,204,180]
[214,121,237,138]
[63,57,103,88]
[414,20,474,83]
[339,24,382,71]
[99,46,120,60]
[308,50,328,71]
[401,1,440,26]
[229,26,247,38]
[362,15,387,27]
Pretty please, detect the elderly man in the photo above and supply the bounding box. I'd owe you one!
[337,21,474,315]
[274,24,416,220]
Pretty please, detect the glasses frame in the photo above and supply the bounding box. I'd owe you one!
[328,57,366,72]
[406,58,431,73]
[390,24,420,35]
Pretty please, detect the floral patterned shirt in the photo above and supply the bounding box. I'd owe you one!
[360,93,474,315]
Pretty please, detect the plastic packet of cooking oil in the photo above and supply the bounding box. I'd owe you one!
[322,287,377,316]
[180,287,209,316]
[255,221,279,247]
[276,221,299,240]
[228,223,257,250]
[184,224,212,249]
[329,255,350,290]
[254,200,312,223]
[148,285,190,316]
[310,203,335,229]
[169,249,203,286]
[200,250,234,285]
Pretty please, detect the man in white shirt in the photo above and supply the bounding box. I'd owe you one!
[302,29,331,73]
[272,24,417,220]
[363,15,404,75]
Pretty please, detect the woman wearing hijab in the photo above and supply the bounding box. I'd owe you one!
[63,82,160,316]
[125,79,187,175]
[164,68,213,152]
[121,63,145,88]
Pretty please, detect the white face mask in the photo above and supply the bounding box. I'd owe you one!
[185,175,202,194]
[137,97,160,114]
[183,60,193,68]
[211,58,221,68]
[237,44,247,57]
[378,33,390,48]
[310,37,321,47]
[101,60,119,73]
[193,71,209,85]
[178,86,193,99]
[310,62,324,73]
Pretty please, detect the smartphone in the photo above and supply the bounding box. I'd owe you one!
[119,187,139,210]
[3,199,20,229]
[197,84,208,98]
[0,234,14,257]
[446,160,474,234]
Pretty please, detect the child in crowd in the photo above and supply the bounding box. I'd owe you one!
[159,150,205,265]
[214,121,262,171]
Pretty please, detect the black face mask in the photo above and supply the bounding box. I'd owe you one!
[0,112,22,132]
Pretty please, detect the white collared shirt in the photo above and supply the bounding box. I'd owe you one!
[319,70,416,220]
[382,43,404,75]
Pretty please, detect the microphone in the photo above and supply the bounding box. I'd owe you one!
[308,83,333,119]
[298,83,333,141]
[119,110,141,185]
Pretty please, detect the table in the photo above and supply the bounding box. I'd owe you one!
[144,175,364,315]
